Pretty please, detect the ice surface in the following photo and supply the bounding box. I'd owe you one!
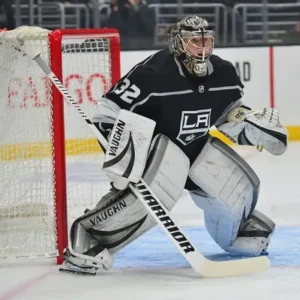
[0,143,300,300]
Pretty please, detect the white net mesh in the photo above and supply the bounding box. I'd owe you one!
[62,35,112,222]
[0,27,115,260]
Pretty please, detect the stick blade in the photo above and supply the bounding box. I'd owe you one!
[198,256,270,278]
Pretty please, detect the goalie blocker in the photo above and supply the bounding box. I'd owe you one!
[102,109,156,190]
[60,134,190,275]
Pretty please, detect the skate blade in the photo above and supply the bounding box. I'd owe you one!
[59,266,96,276]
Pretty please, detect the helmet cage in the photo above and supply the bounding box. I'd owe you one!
[179,30,214,63]
[168,16,215,76]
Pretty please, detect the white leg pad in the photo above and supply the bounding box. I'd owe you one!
[188,137,275,255]
[67,134,190,267]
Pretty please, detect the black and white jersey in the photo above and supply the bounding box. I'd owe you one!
[96,48,244,165]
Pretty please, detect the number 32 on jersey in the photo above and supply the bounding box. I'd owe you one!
[114,78,141,104]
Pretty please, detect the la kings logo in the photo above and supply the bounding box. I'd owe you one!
[176,109,211,146]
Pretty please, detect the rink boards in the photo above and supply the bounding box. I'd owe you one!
[1,45,300,161]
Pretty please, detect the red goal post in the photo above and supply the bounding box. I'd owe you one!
[0,27,120,264]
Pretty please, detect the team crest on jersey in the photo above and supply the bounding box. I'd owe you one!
[176,109,211,146]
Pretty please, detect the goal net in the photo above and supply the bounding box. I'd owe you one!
[0,26,120,263]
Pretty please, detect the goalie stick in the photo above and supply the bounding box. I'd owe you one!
[21,49,270,277]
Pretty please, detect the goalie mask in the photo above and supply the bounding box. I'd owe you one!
[168,15,215,77]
